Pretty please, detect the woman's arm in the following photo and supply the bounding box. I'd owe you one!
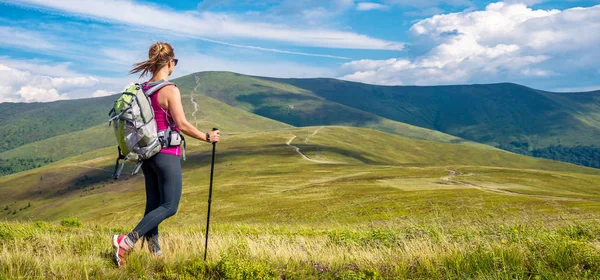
[161,85,220,143]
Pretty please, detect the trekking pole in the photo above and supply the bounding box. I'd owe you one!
[204,128,218,261]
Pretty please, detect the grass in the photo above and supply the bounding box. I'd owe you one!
[1,126,599,221]
[2,218,600,279]
[2,126,600,278]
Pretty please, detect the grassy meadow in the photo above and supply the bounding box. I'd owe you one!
[2,126,600,279]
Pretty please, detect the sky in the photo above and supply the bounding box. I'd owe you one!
[0,0,599,102]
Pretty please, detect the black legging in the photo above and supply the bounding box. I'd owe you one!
[128,153,182,242]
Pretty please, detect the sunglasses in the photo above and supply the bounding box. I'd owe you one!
[173,58,179,66]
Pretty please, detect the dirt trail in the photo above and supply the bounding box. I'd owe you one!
[65,164,113,174]
[286,129,344,164]
[305,126,324,144]
[440,170,590,201]
[190,76,201,121]
[441,169,459,182]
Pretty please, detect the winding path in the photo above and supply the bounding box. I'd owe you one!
[286,128,344,164]
[441,169,460,182]
[190,76,201,121]
[440,169,590,201]
[305,126,324,144]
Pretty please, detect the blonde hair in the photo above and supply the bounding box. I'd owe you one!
[130,42,175,78]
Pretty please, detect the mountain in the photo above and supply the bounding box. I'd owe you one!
[0,96,117,154]
[269,78,600,150]
[175,72,467,144]
[1,126,599,221]
[2,71,600,176]
[0,90,292,175]
[0,73,468,175]
[178,72,600,167]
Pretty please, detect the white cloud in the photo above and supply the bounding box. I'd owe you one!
[0,49,336,103]
[10,0,404,51]
[0,26,55,50]
[520,68,553,77]
[17,86,67,103]
[0,57,84,77]
[356,3,389,11]
[553,85,600,93]
[92,89,114,97]
[340,2,600,86]
[0,63,102,103]
[0,86,16,103]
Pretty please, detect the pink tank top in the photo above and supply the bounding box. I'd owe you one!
[142,81,181,157]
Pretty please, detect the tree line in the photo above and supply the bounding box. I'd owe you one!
[0,158,53,176]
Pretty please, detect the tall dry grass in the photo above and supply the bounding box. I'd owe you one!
[2,218,600,279]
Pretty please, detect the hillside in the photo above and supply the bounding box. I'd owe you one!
[2,71,600,175]
[178,72,600,167]
[175,72,466,143]
[0,95,117,153]
[0,91,291,175]
[1,126,599,222]
[272,78,600,151]
[0,73,468,175]
[3,126,600,278]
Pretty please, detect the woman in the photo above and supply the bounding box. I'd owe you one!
[112,42,220,267]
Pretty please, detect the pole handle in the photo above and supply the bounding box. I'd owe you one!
[211,128,218,146]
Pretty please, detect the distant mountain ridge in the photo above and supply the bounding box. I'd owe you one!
[1,71,599,175]
[178,72,600,167]
[266,78,600,149]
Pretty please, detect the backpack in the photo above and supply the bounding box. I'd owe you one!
[108,81,173,179]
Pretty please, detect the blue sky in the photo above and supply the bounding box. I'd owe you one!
[0,0,599,102]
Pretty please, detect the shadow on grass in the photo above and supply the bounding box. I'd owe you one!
[236,93,379,127]
[17,165,139,201]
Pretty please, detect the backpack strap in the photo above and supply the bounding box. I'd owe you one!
[112,146,127,179]
[144,81,174,96]
[181,135,186,161]
[132,160,143,176]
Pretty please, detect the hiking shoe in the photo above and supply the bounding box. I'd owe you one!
[145,235,163,257]
[112,234,131,268]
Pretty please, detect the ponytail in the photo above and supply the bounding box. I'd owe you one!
[130,42,175,78]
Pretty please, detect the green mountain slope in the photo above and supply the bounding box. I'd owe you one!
[179,72,599,167]
[0,92,291,175]
[1,126,599,222]
[3,71,600,174]
[0,96,117,153]
[1,72,471,176]
[272,78,600,150]
[176,72,468,144]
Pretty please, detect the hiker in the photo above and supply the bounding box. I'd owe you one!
[112,42,220,267]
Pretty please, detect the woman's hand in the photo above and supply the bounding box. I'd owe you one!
[208,130,220,143]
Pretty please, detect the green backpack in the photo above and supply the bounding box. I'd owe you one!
[108,81,172,179]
